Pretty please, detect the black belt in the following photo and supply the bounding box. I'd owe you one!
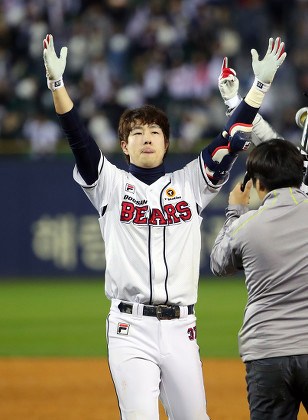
[118,302,194,320]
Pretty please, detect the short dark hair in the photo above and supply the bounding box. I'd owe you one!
[118,104,170,164]
[246,139,304,191]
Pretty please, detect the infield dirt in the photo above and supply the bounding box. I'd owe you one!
[0,358,306,420]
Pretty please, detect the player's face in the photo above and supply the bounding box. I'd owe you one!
[121,122,168,168]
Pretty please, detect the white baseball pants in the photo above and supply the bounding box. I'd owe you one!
[106,299,211,420]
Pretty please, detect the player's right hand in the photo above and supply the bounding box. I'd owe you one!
[43,34,67,81]
[218,57,239,101]
[251,37,286,85]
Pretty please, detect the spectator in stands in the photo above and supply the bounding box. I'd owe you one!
[22,112,61,159]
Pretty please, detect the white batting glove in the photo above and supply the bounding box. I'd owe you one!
[251,37,286,92]
[218,57,241,109]
[43,34,67,91]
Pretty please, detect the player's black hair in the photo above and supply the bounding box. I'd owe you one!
[246,139,304,191]
[118,104,170,164]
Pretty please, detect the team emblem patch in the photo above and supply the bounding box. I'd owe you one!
[125,183,135,193]
[166,188,175,197]
[117,323,130,335]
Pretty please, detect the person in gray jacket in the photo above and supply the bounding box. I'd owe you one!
[210,138,308,420]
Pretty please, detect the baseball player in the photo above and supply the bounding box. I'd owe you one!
[210,139,308,419]
[43,34,286,420]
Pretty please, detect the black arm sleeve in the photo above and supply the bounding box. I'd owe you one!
[57,107,101,185]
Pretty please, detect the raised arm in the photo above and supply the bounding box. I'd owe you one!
[218,48,283,145]
[202,37,286,185]
[43,34,101,185]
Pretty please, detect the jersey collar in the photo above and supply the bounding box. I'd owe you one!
[128,163,166,185]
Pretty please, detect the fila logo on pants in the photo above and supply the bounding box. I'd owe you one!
[117,323,130,335]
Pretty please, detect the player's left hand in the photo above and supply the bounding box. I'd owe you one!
[229,181,252,206]
[218,57,240,106]
[251,37,286,85]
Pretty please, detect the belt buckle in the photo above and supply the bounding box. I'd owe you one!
[156,305,180,320]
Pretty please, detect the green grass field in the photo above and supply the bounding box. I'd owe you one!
[0,276,247,358]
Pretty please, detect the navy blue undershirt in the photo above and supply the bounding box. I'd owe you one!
[129,162,165,185]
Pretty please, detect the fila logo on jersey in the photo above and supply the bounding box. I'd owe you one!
[125,183,135,193]
[117,323,130,335]
[120,200,192,225]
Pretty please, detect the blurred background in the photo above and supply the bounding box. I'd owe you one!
[1,0,308,277]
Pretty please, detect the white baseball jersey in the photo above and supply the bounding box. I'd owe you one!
[73,152,222,306]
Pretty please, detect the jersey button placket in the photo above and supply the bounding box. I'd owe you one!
[146,189,168,304]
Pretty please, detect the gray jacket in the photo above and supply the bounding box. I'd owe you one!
[210,188,308,362]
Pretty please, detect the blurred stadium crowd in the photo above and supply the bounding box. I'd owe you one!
[1,0,308,157]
